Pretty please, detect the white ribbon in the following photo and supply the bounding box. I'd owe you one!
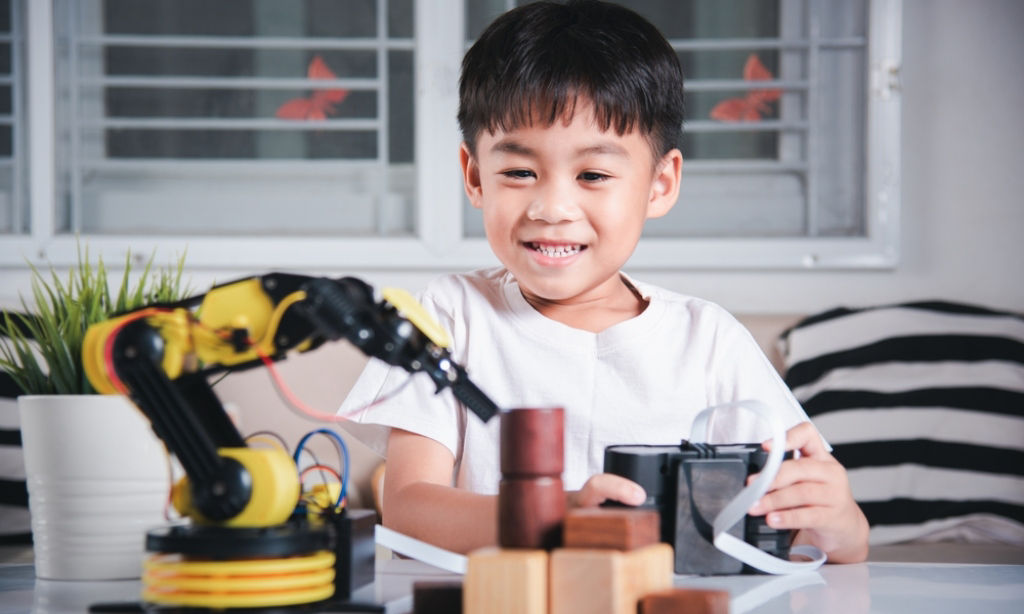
[374,524,468,574]
[689,400,827,574]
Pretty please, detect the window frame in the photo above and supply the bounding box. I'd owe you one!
[11,0,901,271]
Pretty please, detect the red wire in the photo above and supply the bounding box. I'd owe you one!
[299,463,342,482]
[180,318,341,422]
[254,349,366,422]
[255,346,415,422]
[300,463,346,511]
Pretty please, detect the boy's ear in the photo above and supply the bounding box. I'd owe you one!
[460,142,484,209]
[646,148,683,219]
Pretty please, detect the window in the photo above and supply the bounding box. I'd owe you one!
[0,0,24,235]
[6,0,901,270]
[57,0,415,238]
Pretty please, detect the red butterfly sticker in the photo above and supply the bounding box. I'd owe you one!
[709,54,781,122]
[275,55,350,121]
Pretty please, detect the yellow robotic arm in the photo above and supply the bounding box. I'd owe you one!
[82,272,498,529]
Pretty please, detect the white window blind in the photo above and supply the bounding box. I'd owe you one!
[5,0,900,270]
[0,0,24,234]
[55,0,416,238]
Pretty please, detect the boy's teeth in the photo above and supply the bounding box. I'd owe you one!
[531,243,581,258]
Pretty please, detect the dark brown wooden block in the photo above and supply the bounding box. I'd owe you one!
[639,588,730,614]
[500,407,564,477]
[412,579,463,614]
[563,507,660,551]
[498,476,566,549]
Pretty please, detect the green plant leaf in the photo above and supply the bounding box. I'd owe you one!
[0,246,191,395]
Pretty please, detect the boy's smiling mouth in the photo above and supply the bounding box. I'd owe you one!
[524,242,586,258]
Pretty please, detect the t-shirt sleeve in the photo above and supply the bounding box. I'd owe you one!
[703,308,826,448]
[336,289,463,458]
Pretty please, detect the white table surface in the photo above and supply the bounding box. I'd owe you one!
[1,556,1023,614]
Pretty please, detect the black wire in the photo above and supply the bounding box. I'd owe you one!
[207,370,231,388]
[243,429,291,455]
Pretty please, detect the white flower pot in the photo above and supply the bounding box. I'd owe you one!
[18,394,170,580]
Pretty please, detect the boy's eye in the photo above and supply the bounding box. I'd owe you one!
[502,169,535,179]
[579,171,610,182]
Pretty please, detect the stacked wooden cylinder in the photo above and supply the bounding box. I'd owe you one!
[498,407,566,550]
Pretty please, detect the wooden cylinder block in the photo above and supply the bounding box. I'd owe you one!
[498,476,566,550]
[500,407,564,477]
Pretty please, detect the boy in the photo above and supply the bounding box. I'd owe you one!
[340,0,868,563]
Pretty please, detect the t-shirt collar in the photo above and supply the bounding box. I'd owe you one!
[499,269,666,352]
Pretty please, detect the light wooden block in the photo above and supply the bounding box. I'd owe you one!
[563,507,660,551]
[639,588,730,614]
[550,543,673,614]
[464,547,548,614]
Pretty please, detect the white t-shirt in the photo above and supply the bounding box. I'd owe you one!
[339,268,811,494]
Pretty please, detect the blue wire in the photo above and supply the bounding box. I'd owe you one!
[293,428,349,509]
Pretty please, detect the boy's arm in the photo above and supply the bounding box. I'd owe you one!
[382,428,498,554]
[383,429,649,554]
[748,421,870,564]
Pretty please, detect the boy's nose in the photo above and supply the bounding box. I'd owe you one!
[525,185,584,223]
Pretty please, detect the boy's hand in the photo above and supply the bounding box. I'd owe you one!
[567,473,647,508]
[747,421,869,563]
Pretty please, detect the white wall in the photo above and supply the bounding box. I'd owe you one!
[1,0,1021,316]
[637,0,1024,314]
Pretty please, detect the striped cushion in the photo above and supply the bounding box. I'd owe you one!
[0,393,30,543]
[781,301,1024,545]
[1,315,33,542]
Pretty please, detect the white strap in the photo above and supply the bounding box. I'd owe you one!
[690,401,827,574]
[374,525,468,574]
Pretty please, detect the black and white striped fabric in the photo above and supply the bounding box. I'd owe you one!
[1,311,33,544]
[0,371,30,544]
[781,301,1024,546]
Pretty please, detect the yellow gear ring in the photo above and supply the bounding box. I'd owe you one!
[142,551,336,608]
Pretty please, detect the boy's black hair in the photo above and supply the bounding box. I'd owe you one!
[458,0,684,159]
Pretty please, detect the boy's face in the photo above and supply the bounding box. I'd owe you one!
[461,102,681,308]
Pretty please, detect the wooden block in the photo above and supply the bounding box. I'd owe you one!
[412,580,463,614]
[500,407,564,476]
[639,588,730,614]
[563,508,660,551]
[498,476,565,549]
[464,548,548,614]
[550,543,673,614]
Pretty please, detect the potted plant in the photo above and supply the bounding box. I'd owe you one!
[0,247,191,580]
[0,248,189,395]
